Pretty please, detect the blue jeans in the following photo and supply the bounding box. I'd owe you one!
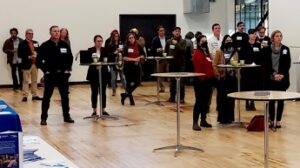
[110,67,126,92]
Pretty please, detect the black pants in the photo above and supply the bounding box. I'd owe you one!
[193,78,213,123]
[216,76,237,123]
[89,76,108,109]
[124,63,140,95]
[268,80,287,121]
[10,63,23,89]
[41,73,70,120]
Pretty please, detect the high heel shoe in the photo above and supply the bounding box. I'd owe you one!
[121,93,127,105]
[129,95,135,106]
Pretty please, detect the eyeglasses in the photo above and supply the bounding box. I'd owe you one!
[96,40,103,42]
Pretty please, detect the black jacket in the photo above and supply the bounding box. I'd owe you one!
[37,39,73,74]
[265,45,291,90]
[86,47,109,81]
[150,36,168,56]
[18,40,39,69]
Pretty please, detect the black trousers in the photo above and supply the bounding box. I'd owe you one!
[216,76,237,123]
[10,63,23,89]
[124,63,140,95]
[193,78,213,123]
[89,76,108,109]
[268,80,287,121]
[41,73,70,120]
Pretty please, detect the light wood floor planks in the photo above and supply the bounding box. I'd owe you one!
[1,82,300,168]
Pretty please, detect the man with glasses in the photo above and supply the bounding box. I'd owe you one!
[18,29,43,102]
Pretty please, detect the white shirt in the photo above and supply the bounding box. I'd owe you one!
[208,35,223,58]
[159,36,166,49]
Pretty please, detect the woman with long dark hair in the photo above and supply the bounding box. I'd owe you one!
[192,35,214,131]
[213,35,238,124]
[120,33,145,105]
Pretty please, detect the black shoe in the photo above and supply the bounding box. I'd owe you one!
[22,97,27,102]
[200,120,212,128]
[180,99,185,104]
[40,120,47,126]
[102,111,110,116]
[121,93,127,105]
[64,118,75,123]
[193,124,201,131]
[129,95,135,106]
[32,96,43,100]
[91,112,97,116]
[167,97,175,103]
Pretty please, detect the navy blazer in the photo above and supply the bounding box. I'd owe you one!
[150,36,168,56]
[86,47,109,82]
[18,40,39,69]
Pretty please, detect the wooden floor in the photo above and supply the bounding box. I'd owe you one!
[1,82,300,168]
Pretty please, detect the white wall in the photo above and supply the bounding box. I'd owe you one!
[0,0,234,85]
[269,0,300,92]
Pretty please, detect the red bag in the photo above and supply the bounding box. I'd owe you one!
[246,115,265,131]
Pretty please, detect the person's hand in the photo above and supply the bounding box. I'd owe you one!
[172,39,178,45]
[156,48,163,53]
[117,48,123,52]
[274,74,283,81]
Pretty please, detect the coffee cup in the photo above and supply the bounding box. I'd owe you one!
[231,60,238,66]
[92,53,98,63]
[162,53,167,57]
[103,57,108,63]
[239,60,245,65]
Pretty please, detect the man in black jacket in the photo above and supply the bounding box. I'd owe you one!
[18,29,43,102]
[37,25,74,126]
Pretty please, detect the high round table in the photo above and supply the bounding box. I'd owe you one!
[81,62,118,120]
[228,91,300,168]
[151,72,205,156]
[146,56,173,105]
[217,63,260,124]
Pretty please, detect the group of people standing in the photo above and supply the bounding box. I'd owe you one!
[1,22,291,130]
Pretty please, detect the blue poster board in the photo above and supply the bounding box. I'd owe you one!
[0,100,23,168]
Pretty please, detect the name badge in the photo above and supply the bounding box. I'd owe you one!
[128,48,134,53]
[253,47,259,52]
[262,40,268,45]
[170,45,175,49]
[33,43,39,47]
[283,49,287,55]
[60,48,67,53]
[119,44,123,49]
[224,53,231,59]
[237,36,242,40]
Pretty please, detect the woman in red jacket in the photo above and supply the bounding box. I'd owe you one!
[192,35,215,131]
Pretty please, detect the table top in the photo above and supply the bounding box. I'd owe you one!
[228,91,300,101]
[80,62,117,66]
[293,62,300,64]
[151,72,205,78]
[23,136,79,168]
[146,56,173,60]
[216,63,260,68]
[0,100,22,132]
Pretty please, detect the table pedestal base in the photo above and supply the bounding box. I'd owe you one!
[153,144,203,157]
[83,114,119,120]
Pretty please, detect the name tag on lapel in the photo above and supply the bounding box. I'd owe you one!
[60,48,67,53]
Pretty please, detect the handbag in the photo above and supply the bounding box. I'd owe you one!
[246,115,264,131]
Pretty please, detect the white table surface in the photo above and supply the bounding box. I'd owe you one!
[23,136,78,168]
[228,91,300,101]
[151,72,204,78]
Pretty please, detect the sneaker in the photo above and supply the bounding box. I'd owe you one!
[193,124,201,131]
[102,111,110,116]
[64,118,75,123]
[40,120,47,126]
[22,97,27,102]
[32,96,43,100]
[200,120,212,128]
